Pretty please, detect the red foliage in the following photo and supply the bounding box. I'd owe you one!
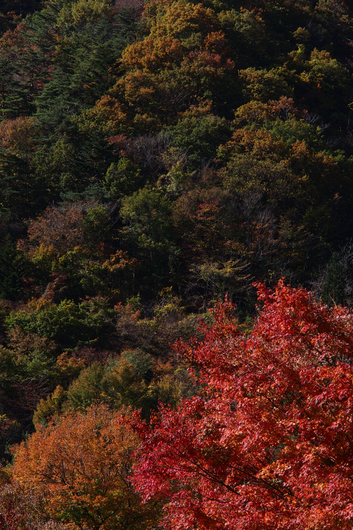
[0,482,45,529]
[132,281,353,530]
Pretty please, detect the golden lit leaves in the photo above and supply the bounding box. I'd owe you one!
[75,95,130,136]
[0,117,37,154]
[300,48,350,92]
[121,36,183,71]
[109,1,235,128]
[147,2,218,42]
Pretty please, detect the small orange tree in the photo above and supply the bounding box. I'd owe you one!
[12,405,160,530]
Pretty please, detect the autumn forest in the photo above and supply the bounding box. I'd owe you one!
[0,0,353,527]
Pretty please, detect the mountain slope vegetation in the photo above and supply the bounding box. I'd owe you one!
[0,0,353,527]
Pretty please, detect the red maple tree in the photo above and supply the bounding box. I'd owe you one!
[132,280,353,530]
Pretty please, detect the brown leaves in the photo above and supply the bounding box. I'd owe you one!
[19,203,86,257]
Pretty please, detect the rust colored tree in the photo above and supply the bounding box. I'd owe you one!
[132,281,353,530]
[12,405,160,530]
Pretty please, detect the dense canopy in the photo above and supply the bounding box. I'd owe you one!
[0,0,353,527]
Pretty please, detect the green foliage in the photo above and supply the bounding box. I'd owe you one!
[33,384,66,428]
[105,157,142,197]
[65,362,108,411]
[0,148,43,218]
[120,187,173,248]
[57,248,135,301]
[0,0,142,204]
[65,350,194,419]
[239,66,293,102]
[80,204,111,250]
[166,102,230,169]
[7,332,56,381]
[6,298,113,350]
[0,55,32,119]
[321,252,346,306]
[120,186,176,294]
[33,0,139,131]
[0,345,16,390]
[218,7,269,67]
[0,236,26,300]
[295,48,351,117]
[219,99,349,239]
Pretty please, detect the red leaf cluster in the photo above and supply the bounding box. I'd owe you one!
[132,281,353,529]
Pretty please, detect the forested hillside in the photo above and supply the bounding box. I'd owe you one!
[0,0,353,527]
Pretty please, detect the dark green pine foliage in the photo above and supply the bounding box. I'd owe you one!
[120,186,176,297]
[0,148,37,218]
[0,55,33,119]
[30,0,141,195]
[0,23,39,120]
[0,0,58,120]
[33,5,137,134]
[321,252,346,307]
[0,0,142,207]
[0,235,26,300]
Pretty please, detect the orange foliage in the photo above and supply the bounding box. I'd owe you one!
[19,203,86,257]
[12,405,160,529]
